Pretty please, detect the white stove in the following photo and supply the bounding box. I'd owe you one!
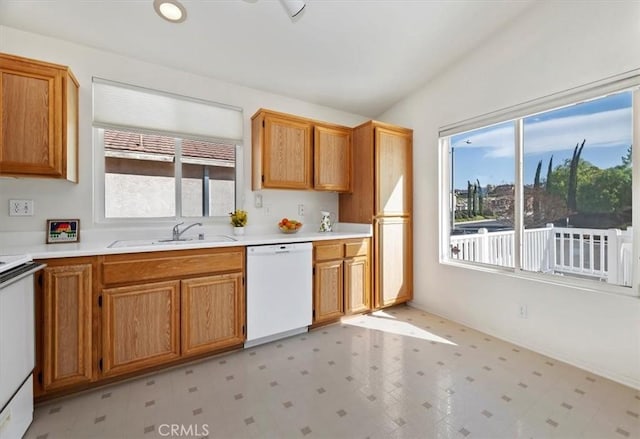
[0,253,40,439]
[0,254,32,275]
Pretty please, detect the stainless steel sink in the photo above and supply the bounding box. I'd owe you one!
[108,235,236,248]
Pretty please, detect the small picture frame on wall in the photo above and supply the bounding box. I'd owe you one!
[46,219,80,244]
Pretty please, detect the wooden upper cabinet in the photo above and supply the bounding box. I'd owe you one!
[339,121,413,222]
[314,124,351,192]
[375,127,412,216]
[0,52,78,182]
[181,273,245,357]
[101,280,181,378]
[41,263,93,391]
[252,109,312,190]
[251,109,352,192]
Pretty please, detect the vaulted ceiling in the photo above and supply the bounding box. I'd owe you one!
[0,0,534,117]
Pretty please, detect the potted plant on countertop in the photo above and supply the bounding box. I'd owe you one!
[229,209,248,236]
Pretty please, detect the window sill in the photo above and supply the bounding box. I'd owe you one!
[439,258,640,300]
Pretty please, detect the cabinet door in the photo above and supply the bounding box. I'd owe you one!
[314,125,351,192]
[101,281,180,377]
[375,127,412,216]
[313,260,344,323]
[181,273,245,357]
[0,59,62,177]
[263,114,312,189]
[42,264,93,391]
[375,217,413,308]
[345,256,371,315]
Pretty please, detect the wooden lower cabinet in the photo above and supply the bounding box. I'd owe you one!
[313,238,371,324]
[40,263,93,392]
[181,273,245,357]
[101,280,181,378]
[313,260,344,323]
[345,255,370,314]
[375,217,413,308]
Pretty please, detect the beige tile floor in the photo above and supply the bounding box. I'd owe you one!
[25,305,640,439]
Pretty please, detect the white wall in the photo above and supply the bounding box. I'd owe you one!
[380,1,640,389]
[0,25,367,234]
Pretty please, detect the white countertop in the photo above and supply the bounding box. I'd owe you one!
[0,223,372,259]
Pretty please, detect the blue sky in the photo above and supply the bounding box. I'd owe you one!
[450,91,632,190]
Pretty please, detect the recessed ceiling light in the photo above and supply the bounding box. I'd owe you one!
[153,0,187,23]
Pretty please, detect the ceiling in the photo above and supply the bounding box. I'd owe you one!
[0,0,534,117]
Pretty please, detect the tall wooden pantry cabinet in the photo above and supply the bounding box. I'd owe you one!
[339,121,413,308]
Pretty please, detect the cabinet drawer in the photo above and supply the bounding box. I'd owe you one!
[344,239,369,258]
[102,248,244,286]
[314,243,344,261]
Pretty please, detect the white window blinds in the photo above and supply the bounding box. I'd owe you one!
[92,78,243,142]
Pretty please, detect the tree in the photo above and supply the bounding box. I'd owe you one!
[532,160,542,222]
[467,181,472,217]
[544,146,632,227]
[621,145,632,167]
[567,139,586,211]
[578,165,632,214]
[545,155,553,194]
[476,179,483,216]
[472,183,477,216]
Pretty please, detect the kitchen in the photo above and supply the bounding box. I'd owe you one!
[1,1,640,439]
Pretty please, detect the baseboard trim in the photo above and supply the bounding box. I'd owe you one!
[408,300,640,391]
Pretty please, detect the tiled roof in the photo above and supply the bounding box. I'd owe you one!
[104,129,235,162]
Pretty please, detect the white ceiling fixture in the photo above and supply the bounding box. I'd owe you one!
[153,0,187,23]
[279,0,306,19]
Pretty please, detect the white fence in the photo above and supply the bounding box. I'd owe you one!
[450,224,633,286]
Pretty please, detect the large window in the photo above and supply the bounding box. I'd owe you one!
[93,78,243,220]
[441,80,638,294]
[449,122,515,268]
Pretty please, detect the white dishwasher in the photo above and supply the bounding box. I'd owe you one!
[245,242,312,348]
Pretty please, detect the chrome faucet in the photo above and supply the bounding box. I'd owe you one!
[172,222,203,240]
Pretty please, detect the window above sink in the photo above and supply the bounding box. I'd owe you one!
[92,78,244,223]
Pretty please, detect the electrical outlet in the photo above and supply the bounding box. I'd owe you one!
[254,193,263,208]
[519,304,528,319]
[9,199,34,216]
[264,204,272,216]
[298,204,305,216]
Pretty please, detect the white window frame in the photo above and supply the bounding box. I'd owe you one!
[439,71,640,298]
[93,127,244,224]
[92,78,244,224]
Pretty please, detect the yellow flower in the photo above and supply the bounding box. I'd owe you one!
[229,209,248,227]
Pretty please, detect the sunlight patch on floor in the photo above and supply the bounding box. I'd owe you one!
[342,313,457,346]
